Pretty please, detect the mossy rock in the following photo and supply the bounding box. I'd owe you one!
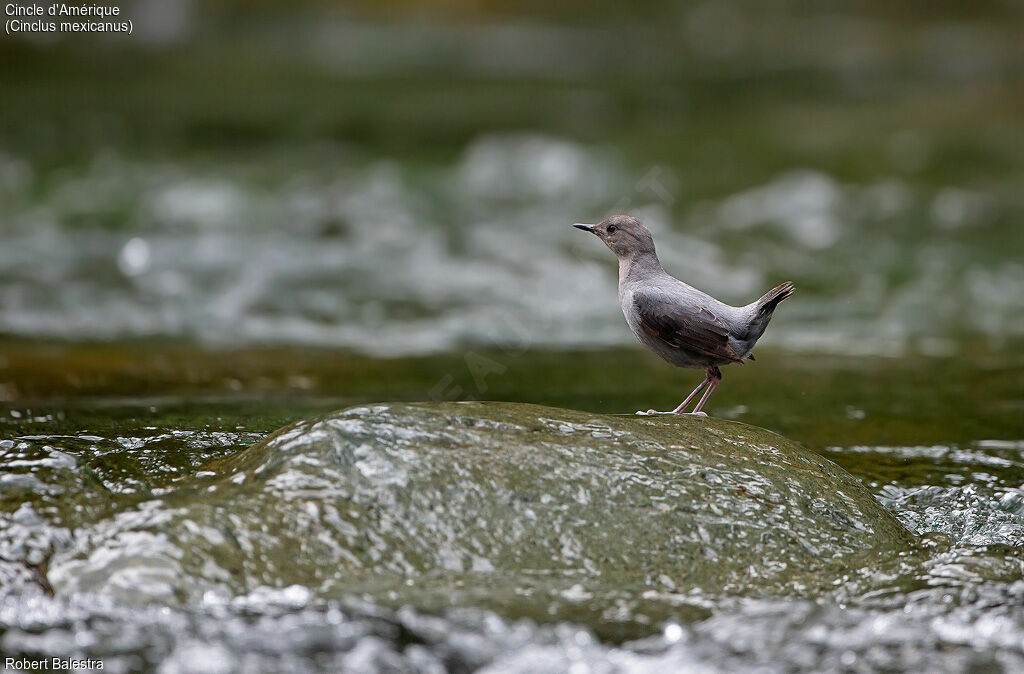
[52,402,914,636]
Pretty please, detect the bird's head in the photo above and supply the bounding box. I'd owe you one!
[572,215,656,259]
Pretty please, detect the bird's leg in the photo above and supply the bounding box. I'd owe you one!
[689,367,723,415]
[636,372,711,416]
[670,377,711,414]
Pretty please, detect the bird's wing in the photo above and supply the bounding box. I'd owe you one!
[633,290,744,364]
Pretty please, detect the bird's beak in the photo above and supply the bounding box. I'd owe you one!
[572,223,596,233]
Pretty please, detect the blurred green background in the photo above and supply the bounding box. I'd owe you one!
[1,0,1022,429]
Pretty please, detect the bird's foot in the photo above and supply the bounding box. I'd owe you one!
[635,409,707,417]
[636,409,670,416]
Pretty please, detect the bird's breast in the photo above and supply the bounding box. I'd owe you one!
[618,286,650,345]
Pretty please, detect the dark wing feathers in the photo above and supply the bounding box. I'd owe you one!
[633,293,744,364]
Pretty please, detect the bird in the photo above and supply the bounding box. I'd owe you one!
[573,215,794,416]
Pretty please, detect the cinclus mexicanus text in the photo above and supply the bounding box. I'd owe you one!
[573,215,794,416]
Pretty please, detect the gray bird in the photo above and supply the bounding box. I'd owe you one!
[573,215,794,416]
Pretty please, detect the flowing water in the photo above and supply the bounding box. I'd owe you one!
[1,345,1021,672]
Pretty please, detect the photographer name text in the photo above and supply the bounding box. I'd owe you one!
[5,657,103,670]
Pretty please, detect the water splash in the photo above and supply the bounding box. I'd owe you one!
[0,136,1020,355]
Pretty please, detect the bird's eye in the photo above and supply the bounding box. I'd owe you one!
[607,225,617,234]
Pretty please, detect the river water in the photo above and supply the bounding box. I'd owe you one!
[1,345,1021,672]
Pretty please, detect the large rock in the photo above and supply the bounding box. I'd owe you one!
[49,402,914,636]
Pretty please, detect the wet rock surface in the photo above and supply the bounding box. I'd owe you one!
[3,401,1022,672]
[41,403,912,628]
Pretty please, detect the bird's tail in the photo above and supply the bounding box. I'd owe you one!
[754,281,795,318]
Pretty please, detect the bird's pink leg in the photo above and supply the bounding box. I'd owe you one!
[689,368,723,415]
[636,373,710,416]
